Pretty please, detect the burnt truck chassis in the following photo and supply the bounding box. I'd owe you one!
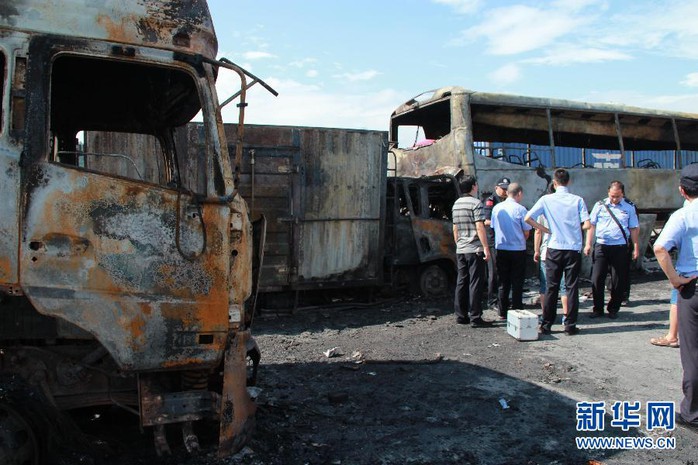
[0,1,277,463]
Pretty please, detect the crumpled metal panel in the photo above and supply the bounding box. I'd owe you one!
[19,162,232,371]
[0,0,217,59]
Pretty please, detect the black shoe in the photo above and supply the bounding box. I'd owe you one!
[538,326,551,335]
[471,318,494,328]
[607,312,619,320]
[456,317,471,325]
[589,312,604,319]
[676,415,698,432]
[565,326,580,336]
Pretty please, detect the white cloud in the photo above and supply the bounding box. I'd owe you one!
[289,58,318,68]
[431,0,482,14]
[306,69,319,78]
[215,75,402,130]
[589,2,698,59]
[242,51,276,60]
[333,70,381,82]
[681,73,698,88]
[524,45,632,66]
[489,64,521,85]
[583,89,698,115]
[460,5,590,55]
[550,0,608,13]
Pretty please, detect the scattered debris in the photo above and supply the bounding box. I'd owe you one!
[247,386,263,400]
[323,347,342,358]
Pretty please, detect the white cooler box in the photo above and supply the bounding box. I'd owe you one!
[506,310,539,341]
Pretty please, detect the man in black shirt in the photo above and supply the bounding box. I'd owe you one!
[482,177,510,310]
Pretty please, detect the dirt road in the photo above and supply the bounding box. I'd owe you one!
[89,268,696,465]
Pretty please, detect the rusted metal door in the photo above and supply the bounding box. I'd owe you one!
[17,43,233,372]
[19,162,231,371]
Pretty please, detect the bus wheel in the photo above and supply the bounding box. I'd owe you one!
[419,264,449,297]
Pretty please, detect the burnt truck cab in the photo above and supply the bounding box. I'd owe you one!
[386,172,461,296]
[0,1,270,461]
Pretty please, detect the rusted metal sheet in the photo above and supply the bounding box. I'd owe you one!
[0,147,20,287]
[217,330,256,457]
[296,128,386,287]
[0,0,217,59]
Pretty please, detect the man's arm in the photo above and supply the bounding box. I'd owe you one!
[584,224,595,256]
[533,228,542,263]
[475,221,490,262]
[630,227,640,260]
[524,216,551,234]
[654,244,694,289]
[453,224,458,244]
[581,219,591,230]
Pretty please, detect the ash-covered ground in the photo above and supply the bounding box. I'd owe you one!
[73,268,697,465]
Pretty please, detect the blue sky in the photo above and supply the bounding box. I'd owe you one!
[208,0,698,130]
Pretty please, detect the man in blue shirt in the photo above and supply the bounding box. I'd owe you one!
[654,163,698,430]
[491,183,532,320]
[583,181,639,319]
[525,169,590,336]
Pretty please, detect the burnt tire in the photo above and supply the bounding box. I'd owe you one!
[419,264,450,297]
[0,403,40,465]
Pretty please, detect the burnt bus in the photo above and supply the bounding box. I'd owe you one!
[388,87,698,275]
[0,1,274,462]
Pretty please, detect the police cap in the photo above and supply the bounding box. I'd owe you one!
[680,163,698,191]
[496,177,511,189]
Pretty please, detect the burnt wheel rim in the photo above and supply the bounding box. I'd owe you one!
[419,265,448,297]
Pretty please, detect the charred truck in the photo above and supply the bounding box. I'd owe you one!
[0,1,275,462]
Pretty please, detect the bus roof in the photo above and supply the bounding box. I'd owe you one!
[391,86,698,122]
[0,0,217,59]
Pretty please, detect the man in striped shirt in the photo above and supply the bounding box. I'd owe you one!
[452,175,494,328]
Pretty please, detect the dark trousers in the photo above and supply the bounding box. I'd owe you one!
[496,249,526,317]
[454,252,485,320]
[542,248,581,331]
[591,244,629,314]
[623,242,633,300]
[678,280,698,423]
[486,247,498,307]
